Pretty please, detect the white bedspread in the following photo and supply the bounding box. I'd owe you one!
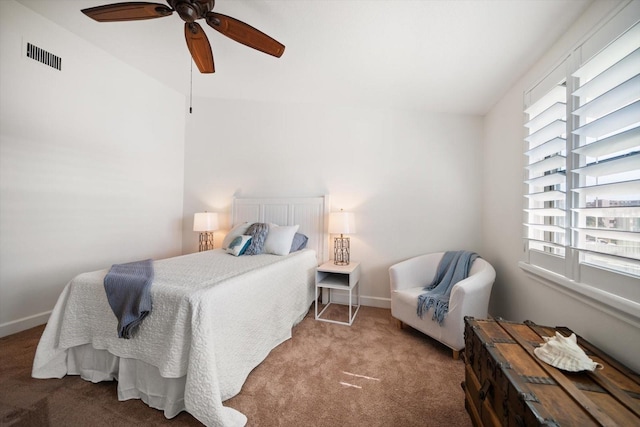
[32,249,317,426]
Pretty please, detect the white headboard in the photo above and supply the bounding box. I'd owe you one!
[231,196,330,264]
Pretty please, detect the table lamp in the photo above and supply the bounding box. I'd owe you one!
[329,210,355,265]
[193,212,219,252]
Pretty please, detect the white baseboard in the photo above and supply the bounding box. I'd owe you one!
[0,311,51,338]
[323,291,391,309]
[359,296,391,309]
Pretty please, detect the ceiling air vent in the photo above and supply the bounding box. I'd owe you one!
[26,42,62,71]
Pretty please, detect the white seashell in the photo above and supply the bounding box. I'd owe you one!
[534,332,603,372]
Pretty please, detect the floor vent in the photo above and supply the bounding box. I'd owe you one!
[26,43,62,71]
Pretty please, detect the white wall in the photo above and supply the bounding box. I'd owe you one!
[5,0,635,377]
[183,99,484,306]
[482,0,640,372]
[0,1,186,337]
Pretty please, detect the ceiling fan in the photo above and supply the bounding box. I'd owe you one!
[81,0,285,73]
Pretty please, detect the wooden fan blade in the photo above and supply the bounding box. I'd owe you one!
[82,2,173,22]
[185,22,215,73]
[205,12,285,58]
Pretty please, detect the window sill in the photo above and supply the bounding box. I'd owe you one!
[518,261,640,328]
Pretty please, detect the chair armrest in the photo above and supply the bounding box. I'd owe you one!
[443,259,496,350]
[389,253,443,292]
[448,259,496,319]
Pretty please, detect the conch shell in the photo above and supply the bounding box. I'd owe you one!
[533,332,603,372]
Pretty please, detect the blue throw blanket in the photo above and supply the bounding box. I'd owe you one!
[417,251,478,325]
[103,259,154,339]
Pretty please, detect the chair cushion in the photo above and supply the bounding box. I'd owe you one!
[393,287,425,305]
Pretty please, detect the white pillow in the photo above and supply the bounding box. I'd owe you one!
[222,222,250,249]
[226,235,252,256]
[263,225,299,256]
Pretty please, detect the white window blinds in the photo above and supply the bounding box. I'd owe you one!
[572,22,640,277]
[524,82,567,268]
[524,13,640,290]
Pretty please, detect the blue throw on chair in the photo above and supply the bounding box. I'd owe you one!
[417,250,478,325]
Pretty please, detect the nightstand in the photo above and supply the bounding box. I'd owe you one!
[315,261,361,326]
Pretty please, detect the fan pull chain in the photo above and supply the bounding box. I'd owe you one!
[189,60,193,114]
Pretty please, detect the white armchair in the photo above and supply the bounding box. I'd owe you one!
[389,252,495,359]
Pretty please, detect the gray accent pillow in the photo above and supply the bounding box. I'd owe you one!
[243,223,270,255]
[290,232,308,252]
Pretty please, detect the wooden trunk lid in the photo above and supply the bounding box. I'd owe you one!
[463,318,640,426]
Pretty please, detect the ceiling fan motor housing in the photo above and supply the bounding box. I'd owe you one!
[168,0,215,22]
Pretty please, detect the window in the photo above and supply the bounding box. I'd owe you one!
[571,24,640,278]
[524,77,568,270]
[523,4,639,314]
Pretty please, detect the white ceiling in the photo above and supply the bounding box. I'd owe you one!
[17,0,593,115]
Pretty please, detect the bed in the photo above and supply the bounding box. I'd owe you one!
[32,196,330,427]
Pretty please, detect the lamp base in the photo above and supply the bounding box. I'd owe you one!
[333,235,350,265]
[198,232,214,252]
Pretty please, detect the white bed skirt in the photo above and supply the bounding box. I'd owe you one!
[68,344,189,419]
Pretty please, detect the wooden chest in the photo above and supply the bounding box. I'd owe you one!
[462,317,640,427]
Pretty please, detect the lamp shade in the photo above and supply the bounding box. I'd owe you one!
[193,212,219,232]
[329,211,355,234]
